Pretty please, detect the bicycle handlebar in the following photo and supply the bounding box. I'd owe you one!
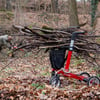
[71,31,86,40]
[73,31,86,34]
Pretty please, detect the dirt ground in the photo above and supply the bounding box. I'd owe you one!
[0,49,99,100]
[0,11,100,99]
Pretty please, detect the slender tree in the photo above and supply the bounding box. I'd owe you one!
[91,0,99,27]
[6,0,12,11]
[51,0,58,13]
[0,0,6,10]
[92,0,100,29]
[68,0,79,26]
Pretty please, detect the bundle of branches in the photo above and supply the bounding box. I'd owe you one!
[12,25,100,68]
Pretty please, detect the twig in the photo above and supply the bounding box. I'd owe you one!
[0,59,14,74]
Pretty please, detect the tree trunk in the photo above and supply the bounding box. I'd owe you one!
[68,0,79,26]
[91,0,99,27]
[5,0,12,11]
[14,0,25,25]
[51,0,58,13]
[97,1,100,15]
[0,0,6,10]
[92,1,100,30]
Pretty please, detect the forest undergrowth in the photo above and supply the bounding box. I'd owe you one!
[0,49,100,100]
[0,11,100,100]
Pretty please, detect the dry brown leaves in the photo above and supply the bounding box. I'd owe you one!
[0,50,99,100]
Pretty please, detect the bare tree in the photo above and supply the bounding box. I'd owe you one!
[51,0,58,13]
[68,0,79,26]
[0,0,6,10]
[14,0,25,25]
[5,0,12,11]
[93,1,100,29]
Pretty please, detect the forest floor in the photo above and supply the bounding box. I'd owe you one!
[0,11,100,99]
[0,49,100,100]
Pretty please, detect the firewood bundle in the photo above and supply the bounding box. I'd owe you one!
[12,25,100,67]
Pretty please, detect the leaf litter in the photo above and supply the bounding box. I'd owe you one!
[0,50,100,100]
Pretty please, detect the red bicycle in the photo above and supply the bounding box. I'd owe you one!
[49,30,100,87]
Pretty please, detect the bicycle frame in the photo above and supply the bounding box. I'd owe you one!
[52,31,88,81]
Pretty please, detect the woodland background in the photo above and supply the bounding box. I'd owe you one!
[0,0,100,99]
